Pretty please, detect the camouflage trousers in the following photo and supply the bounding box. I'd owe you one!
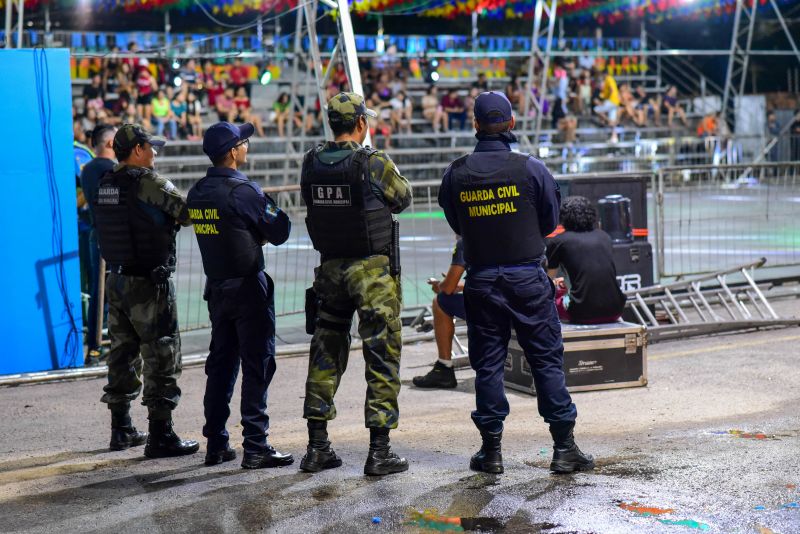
[100,273,182,419]
[303,255,403,429]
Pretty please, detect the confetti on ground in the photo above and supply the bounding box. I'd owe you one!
[657,519,711,530]
[787,484,797,490]
[618,502,674,516]
[754,506,767,511]
[757,527,776,534]
[406,509,464,532]
[539,448,549,456]
[371,517,382,524]
[716,429,775,440]
[781,502,799,509]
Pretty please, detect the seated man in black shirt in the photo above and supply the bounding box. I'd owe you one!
[412,237,466,389]
[546,196,626,324]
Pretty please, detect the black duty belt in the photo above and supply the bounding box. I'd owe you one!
[108,265,155,277]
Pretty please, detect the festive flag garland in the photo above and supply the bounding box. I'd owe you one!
[0,0,791,22]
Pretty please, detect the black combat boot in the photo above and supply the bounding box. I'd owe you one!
[469,429,503,474]
[412,361,457,389]
[364,428,409,476]
[549,422,595,474]
[109,405,147,451]
[241,445,294,469]
[204,444,237,466]
[300,421,342,473]
[144,418,200,459]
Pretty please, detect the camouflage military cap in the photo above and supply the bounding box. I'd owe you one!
[114,124,167,152]
[327,92,377,124]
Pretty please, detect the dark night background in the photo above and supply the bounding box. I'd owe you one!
[17,2,800,92]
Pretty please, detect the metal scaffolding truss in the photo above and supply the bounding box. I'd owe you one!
[279,0,370,193]
[521,0,558,150]
[722,0,800,129]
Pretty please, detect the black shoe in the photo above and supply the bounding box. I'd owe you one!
[204,445,237,466]
[549,422,595,474]
[241,445,294,469]
[469,430,503,474]
[109,426,148,451]
[300,445,343,473]
[412,361,457,389]
[550,444,595,473]
[364,428,408,476]
[144,419,200,459]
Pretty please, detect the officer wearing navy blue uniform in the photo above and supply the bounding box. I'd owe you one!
[188,122,294,469]
[438,92,594,474]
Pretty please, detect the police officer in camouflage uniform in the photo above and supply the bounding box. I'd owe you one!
[93,124,199,458]
[299,93,412,476]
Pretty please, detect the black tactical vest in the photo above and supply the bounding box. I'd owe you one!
[300,146,393,259]
[93,166,175,270]
[187,178,264,280]
[449,151,544,267]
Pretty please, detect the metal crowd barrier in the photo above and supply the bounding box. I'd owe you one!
[654,162,800,278]
[173,161,800,332]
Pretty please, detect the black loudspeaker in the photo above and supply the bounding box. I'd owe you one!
[557,175,649,242]
[613,241,654,322]
[598,194,633,243]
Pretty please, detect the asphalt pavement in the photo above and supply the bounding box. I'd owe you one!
[2,317,800,533]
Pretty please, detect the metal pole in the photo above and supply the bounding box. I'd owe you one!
[164,10,171,56]
[95,258,106,350]
[533,0,557,147]
[283,5,304,186]
[44,3,51,47]
[471,11,478,53]
[336,0,371,146]
[522,0,544,138]
[737,0,758,97]
[722,0,744,126]
[4,0,11,48]
[16,0,23,48]
[304,0,332,139]
[769,0,800,65]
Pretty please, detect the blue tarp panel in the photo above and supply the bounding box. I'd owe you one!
[0,49,83,375]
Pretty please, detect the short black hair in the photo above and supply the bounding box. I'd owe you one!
[330,117,360,137]
[114,144,139,162]
[477,112,512,135]
[91,124,116,150]
[212,153,229,167]
[560,196,597,232]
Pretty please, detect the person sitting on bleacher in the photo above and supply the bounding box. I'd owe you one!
[546,196,626,325]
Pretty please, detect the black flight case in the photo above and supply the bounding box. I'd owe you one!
[504,321,648,394]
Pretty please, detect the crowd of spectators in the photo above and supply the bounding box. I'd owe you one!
[72,43,273,144]
[73,44,708,148]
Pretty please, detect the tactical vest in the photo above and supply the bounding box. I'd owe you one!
[187,178,264,280]
[449,151,544,267]
[93,167,175,270]
[300,147,393,259]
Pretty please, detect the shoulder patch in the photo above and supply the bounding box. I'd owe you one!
[160,180,177,194]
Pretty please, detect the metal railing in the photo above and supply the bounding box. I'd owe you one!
[158,133,754,191]
[654,162,800,278]
[171,161,800,331]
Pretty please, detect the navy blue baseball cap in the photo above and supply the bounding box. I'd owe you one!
[203,122,255,161]
[474,91,513,124]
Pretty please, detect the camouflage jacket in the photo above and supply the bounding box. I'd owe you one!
[314,141,412,214]
[113,163,191,226]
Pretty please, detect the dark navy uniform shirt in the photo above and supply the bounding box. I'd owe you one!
[193,166,291,246]
[438,132,561,241]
